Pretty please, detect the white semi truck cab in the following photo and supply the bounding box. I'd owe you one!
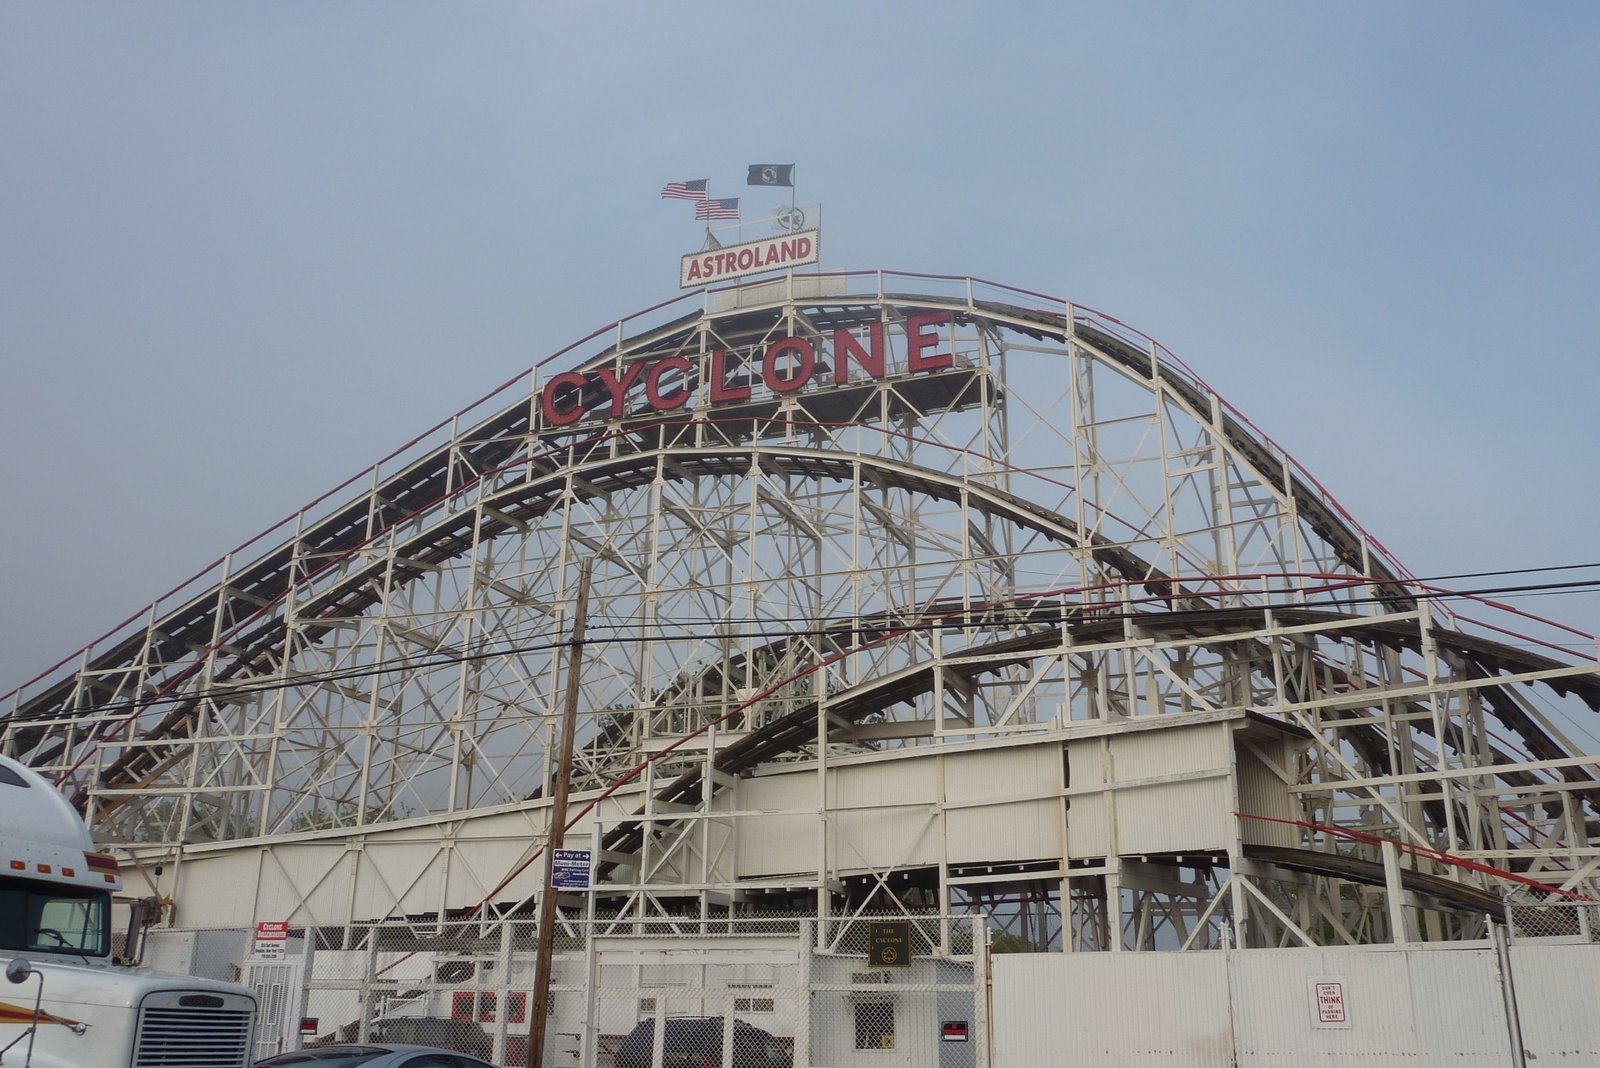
[0,755,257,1067]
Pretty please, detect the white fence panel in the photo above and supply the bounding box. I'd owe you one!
[991,951,1233,1067]
[1230,947,1510,1065]
[162,918,1600,1066]
[1510,942,1600,1060]
[990,944,1566,1068]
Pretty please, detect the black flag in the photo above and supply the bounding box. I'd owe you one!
[747,164,795,187]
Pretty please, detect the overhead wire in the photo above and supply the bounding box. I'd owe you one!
[13,565,1599,721]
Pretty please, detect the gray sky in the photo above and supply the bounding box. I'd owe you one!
[3,2,1598,691]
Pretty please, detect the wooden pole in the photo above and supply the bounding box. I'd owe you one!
[528,562,591,1068]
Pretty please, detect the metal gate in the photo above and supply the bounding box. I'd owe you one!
[283,914,989,1068]
[245,959,304,1063]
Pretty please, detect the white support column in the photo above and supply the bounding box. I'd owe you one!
[579,824,601,1068]
[1382,840,1413,944]
[974,916,991,1068]
[796,919,813,1068]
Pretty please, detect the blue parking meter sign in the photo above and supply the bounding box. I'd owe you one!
[552,848,593,890]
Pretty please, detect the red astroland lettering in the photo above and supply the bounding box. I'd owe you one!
[683,235,815,283]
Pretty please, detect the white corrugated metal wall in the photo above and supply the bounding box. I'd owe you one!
[992,943,1600,1066]
[1229,947,1510,1064]
[1066,722,1234,858]
[990,952,1234,1067]
[1506,942,1600,1060]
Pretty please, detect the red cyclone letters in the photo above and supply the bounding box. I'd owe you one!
[833,322,883,384]
[710,348,749,404]
[905,312,953,373]
[536,315,952,430]
[594,363,645,418]
[645,356,691,410]
[540,371,588,426]
[763,338,815,394]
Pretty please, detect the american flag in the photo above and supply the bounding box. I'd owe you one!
[695,197,740,220]
[660,179,709,201]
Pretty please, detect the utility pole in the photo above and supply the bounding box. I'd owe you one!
[527,562,591,1068]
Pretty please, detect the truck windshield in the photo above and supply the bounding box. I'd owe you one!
[0,878,110,957]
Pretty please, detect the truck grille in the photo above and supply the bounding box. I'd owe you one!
[134,991,255,1068]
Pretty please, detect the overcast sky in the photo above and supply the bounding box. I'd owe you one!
[3,2,1597,692]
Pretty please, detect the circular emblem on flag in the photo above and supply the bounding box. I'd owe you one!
[761,166,779,184]
[775,207,806,233]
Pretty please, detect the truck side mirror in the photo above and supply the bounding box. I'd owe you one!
[5,958,33,983]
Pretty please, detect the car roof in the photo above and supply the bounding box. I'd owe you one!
[256,1044,462,1064]
[627,1017,772,1037]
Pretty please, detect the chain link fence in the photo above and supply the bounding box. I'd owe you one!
[1504,895,1600,942]
[151,914,990,1066]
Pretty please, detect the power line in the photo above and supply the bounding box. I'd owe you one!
[14,569,1600,721]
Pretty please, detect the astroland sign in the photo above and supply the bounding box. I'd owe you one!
[680,230,820,287]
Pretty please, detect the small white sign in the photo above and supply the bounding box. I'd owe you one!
[552,848,593,890]
[252,920,288,961]
[1309,977,1351,1028]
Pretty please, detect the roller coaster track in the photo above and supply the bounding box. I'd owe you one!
[5,290,1582,843]
[590,604,1600,883]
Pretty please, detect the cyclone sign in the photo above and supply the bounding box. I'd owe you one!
[537,312,952,430]
[681,230,820,287]
[868,920,912,967]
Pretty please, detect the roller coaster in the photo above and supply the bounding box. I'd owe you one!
[5,270,1599,951]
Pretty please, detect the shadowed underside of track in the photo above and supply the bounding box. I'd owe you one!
[591,605,1600,888]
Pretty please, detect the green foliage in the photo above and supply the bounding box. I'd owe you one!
[128,798,182,843]
[290,800,362,832]
[989,931,1035,953]
[126,796,259,843]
